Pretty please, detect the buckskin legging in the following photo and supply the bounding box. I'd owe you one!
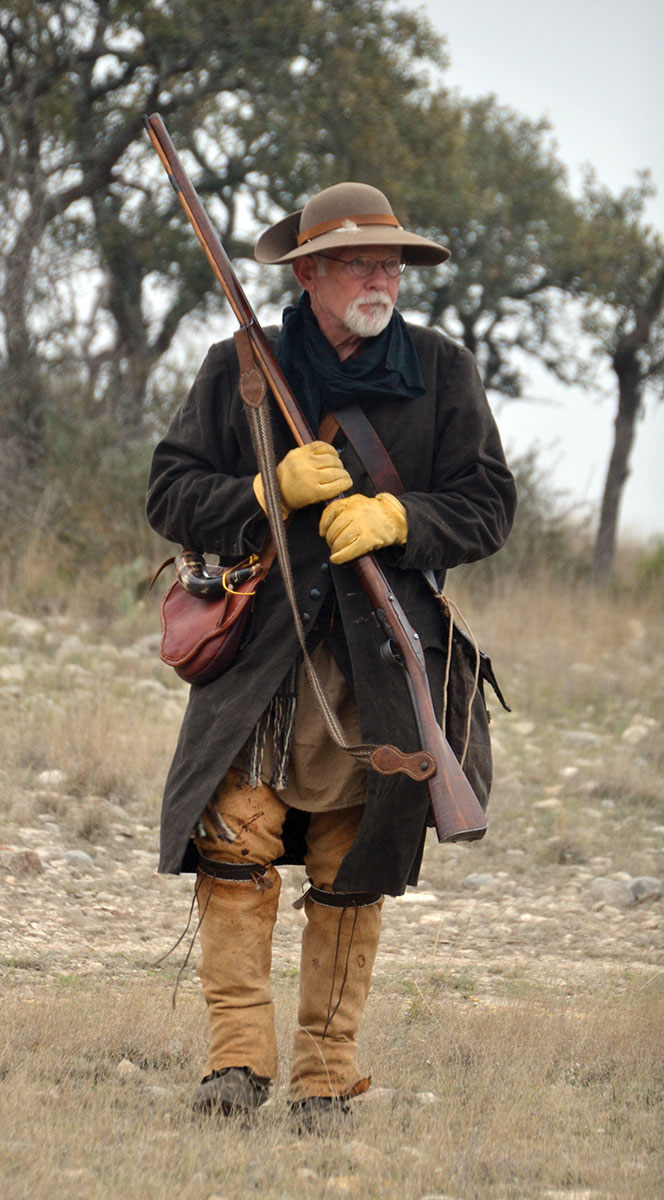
[193,767,384,1100]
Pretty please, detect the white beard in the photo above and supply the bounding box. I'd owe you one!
[343,291,394,338]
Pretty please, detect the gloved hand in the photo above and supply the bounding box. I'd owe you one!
[319,492,408,564]
[253,441,352,518]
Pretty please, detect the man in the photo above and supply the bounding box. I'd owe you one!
[146,182,516,1131]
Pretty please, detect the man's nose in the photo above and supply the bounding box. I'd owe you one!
[364,263,396,287]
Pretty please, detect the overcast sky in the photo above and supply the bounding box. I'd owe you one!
[405,0,664,540]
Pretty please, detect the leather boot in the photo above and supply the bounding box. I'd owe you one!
[192,1066,271,1116]
[290,1094,352,1136]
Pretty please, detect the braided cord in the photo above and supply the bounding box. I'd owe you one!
[246,399,375,767]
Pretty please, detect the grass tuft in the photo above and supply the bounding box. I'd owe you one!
[0,980,662,1198]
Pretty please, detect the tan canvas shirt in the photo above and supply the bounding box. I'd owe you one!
[238,641,366,812]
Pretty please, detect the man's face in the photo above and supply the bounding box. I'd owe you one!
[294,245,402,346]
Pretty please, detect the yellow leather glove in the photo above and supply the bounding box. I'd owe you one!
[319,492,408,564]
[253,441,352,519]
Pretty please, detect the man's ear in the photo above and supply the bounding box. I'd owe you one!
[292,255,317,291]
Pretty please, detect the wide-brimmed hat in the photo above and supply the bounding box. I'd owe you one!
[254,181,450,266]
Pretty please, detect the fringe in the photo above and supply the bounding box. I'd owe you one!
[247,659,299,789]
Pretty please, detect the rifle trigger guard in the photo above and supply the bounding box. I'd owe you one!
[369,745,437,781]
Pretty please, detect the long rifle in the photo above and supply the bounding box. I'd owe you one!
[144,112,487,843]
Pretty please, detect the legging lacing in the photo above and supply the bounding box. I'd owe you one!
[322,906,360,1041]
[152,872,212,1009]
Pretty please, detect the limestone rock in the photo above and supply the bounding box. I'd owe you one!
[621,715,658,745]
[63,849,95,870]
[8,615,46,640]
[36,769,67,789]
[589,878,635,908]
[0,664,27,684]
[462,873,495,890]
[116,1057,141,1079]
[629,876,663,902]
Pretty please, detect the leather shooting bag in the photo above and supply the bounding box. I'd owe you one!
[156,546,275,686]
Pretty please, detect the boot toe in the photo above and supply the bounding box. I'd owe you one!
[192,1067,270,1116]
[290,1095,352,1135]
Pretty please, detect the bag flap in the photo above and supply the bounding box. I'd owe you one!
[159,580,253,667]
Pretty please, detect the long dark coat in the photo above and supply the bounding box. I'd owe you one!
[146,322,517,896]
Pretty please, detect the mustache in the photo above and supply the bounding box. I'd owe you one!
[354,291,393,308]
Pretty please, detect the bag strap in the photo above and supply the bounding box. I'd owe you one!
[320,404,442,596]
[319,406,405,496]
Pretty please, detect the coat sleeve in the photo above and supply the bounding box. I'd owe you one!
[146,340,269,557]
[396,337,517,571]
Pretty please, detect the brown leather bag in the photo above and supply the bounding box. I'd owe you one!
[159,569,252,686]
[156,545,276,686]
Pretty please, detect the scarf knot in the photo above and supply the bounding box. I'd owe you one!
[275,291,424,433]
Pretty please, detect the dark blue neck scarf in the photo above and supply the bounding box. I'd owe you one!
[275,291,424,434]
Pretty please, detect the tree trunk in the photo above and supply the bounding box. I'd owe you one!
[591,366,641,580]
[0,227,46,465]
[592,263,664,580]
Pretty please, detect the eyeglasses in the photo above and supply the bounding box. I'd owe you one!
[317,253,406,279]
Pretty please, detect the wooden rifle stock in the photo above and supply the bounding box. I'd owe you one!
[144,112,487,843]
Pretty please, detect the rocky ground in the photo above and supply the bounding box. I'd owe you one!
[1,604,663,1005]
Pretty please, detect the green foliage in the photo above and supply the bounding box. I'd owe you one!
[573,174,664,397]
[575,172,663,313]
[0,372,159,612]
[571,176,664,577]
[1,1,662,589]
[243,0,446,211]
[0,0,450,447]
[40,393,154,562]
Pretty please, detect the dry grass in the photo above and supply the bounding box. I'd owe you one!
[457,573,664,724]
[1,571,663,1197]
[446,574,664,876]
[0,612,184,838]
[0,975,662,1199]
[9,699,136,795]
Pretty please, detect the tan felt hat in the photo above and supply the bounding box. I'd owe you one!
[254,181,450,266]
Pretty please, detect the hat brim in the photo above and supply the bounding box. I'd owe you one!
[254,210,450,266]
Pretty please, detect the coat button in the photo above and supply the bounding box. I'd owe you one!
[309,588,321,600]
[320,562,330,572]
[301,612,311,624]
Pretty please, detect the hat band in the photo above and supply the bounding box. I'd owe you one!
[296,212,400,247]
